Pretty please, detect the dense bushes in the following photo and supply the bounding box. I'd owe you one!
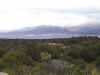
[0,37,99,74]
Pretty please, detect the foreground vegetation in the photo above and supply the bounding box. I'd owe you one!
[0,36,100,75]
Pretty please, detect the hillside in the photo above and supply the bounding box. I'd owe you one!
[0,24,100,39]
[0,37,100,74]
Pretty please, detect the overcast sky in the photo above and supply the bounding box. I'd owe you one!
[0,0,100,31]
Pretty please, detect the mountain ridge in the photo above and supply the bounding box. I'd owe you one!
[0,24,100,39]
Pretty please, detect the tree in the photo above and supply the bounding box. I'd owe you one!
[1,50,34,68]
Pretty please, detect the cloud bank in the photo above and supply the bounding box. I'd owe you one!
[0,0,100,31]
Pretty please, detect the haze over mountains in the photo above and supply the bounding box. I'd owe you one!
[0,24,100,39]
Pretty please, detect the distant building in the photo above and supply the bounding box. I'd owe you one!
[48,43,57,46]
[48,42,67,49]
[48,43,64,46]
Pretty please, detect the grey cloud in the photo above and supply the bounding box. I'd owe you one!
[27,8,100,17]
[0,10,8,14]
[18,8,100,26]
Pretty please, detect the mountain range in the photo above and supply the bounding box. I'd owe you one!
[0,24,100,39]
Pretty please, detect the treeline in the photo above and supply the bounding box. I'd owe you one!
[0,36,100,75]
